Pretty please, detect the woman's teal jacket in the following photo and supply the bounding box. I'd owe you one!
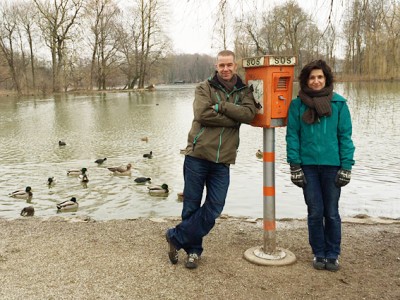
[286,92,355,170]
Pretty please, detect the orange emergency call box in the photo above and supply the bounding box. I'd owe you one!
[242,55,297,128]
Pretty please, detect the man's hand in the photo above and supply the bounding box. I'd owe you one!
[335,169,351,187]
[290,164,307,188]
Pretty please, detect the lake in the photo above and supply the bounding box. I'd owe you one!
[0,82,399,220]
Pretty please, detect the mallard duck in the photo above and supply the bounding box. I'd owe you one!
[79,173,89,183]
[256,149,263,159]
[148,183,169,196]
[94,157,107,165]
[67,167,87,176]
[141,137,148,142]
[143,151,153,159]
[59,140,66,146]
[57,197,79,211]
[47,177,56,187]
[20,206,35,217]
[107,163,132,176]
[134,177,151,184]
[9,186,33,200]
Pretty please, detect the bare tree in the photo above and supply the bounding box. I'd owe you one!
[119,0,170,89]
[33,0,84,92]
[0,2,21,94]
[16,1,38,90]
[84,0,120,90]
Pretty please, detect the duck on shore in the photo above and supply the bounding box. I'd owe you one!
[20,206,35,217]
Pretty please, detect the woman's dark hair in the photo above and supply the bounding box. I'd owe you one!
[298,59,334,90]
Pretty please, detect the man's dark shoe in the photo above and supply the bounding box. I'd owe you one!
[326,258,340,272]
[185,253,199,269]
[166,232,178,264]
[313,257,326,270]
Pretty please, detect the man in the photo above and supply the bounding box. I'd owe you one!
[166,50,257,269]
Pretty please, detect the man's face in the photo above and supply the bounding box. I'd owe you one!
[215,55,237,81]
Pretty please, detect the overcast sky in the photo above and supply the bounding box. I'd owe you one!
[168,0,346,57]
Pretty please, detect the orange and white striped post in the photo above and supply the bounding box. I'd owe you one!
[243,128,296,266]
[241,55,298,266]
[262,127,277,253]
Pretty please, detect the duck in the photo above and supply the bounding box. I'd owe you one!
[256,149,263,159]
[59,140,66,146]
[134,177,152,184]
[143,151,153,159]
[94,157,107,165]
[20,206,35,217]
[9,186,33,200]
[148,183,169,196]
[107,163,132,176]
[47,177,56,187]
[57,197,79,211]
[79,173,89,183]
[140,137,148,142]
[67,167,87,176]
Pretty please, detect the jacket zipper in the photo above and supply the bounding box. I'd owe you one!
[192,127,205,151]
[216,128,225,163]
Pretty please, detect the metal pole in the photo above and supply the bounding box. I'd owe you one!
[243,126,296,266]
[263,127,276,253]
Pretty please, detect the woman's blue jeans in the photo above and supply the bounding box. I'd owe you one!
[302,165,341,259]
[167,155,230,256]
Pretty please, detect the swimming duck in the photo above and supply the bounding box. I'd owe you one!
[57,197,79,211]
[9,186,33,200]
[79,173,89,183]
[143,151,153,159]
[94,157,107,165]
[107,163,132,176]
[59,140,66,146]
[47,177,56,187]
[134,177,152,184]
[67,167,87,176]
[148,183,169,196]
[20,206,35,217]
[141,137,148,142]
[256,149,263,159]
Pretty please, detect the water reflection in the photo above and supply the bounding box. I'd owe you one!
[0,83,399,220]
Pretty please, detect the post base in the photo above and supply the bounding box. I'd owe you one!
[243,246,296,266]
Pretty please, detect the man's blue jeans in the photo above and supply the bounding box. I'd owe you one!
[302,165,341,259]
[167,155,230,256]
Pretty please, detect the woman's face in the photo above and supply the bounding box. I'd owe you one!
[307,69,326,91]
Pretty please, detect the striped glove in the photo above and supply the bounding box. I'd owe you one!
[290,164,307,188]
[335,169,351,187]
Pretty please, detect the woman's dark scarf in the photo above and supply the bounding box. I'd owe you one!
[299,84,334,124]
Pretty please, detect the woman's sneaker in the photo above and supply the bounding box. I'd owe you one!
[326,258,340,272]
[185,253,199,269]
[313,257,326,270]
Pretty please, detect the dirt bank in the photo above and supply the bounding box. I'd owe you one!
[0,216,399,299]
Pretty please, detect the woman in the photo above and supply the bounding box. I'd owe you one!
[286,59,355,271]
